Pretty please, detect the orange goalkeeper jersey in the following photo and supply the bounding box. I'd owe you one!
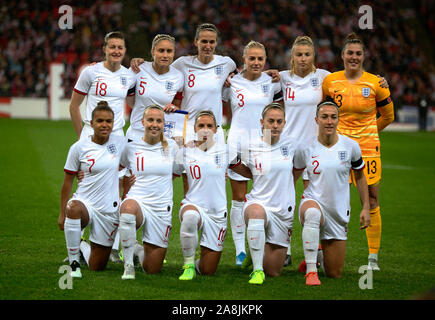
[322,71,393,157]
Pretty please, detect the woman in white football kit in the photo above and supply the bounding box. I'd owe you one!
[169,23,236,142]
[59,101,126,278]
[175,111,231,280]
[293,101,370,285]
[118,105,179,279]
[230,103,300,285]
[279,36,387,266]
[222,41,282,266]
[126,34,184,141]
[131,23,237,142]
[279,36,330,266]
[69,31,136,139]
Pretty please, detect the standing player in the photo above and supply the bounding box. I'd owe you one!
[279,36,330,266]
[322,33,395,271]
[293,101,370,285]
[280,36,389,267]
[58,101,126,277]
[222,40,282,266]
[126,34,184,141]
[230,103,300,285]
[131,23,236,196]
[68,32,135,261]
[69,31,136,139]
[174,111,230,280]
[118,105,179,279]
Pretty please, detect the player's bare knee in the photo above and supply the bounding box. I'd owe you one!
[66,201,84,219]
[200,264,217,276]
[120,200,138,214]
[143,263,162,275]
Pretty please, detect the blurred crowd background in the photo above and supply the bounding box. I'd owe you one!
[0,0,433,117]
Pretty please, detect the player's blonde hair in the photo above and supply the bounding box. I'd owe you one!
[261,102,285,119]
[151,34,175,56]
[289,36,316,76]
[242,40,266,58]
[194,110,217,128]
[242,41,266,73]
[143,104,168,152]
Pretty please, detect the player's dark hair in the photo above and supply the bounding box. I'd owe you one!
[91,101,114,120]
[103,31,125,47]
[342,32,365,52]
[316,100,339,117]
[194,23,219,41]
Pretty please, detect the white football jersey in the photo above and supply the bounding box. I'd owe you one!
[244,138,299,220]
[129,62,184,132]
[120,138,179,206]
[64,134,126,215]
[172,55,236,127]
[174,142,229,216]
[294,135,364,224]
[73,62,136,131]
[223,72,282,139]
[280,69,330,143]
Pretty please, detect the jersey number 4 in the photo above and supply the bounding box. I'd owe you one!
[285,87,295,101]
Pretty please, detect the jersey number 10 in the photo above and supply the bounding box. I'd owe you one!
[189,165,201,180]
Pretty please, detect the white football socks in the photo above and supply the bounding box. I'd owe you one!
[80,241,90,265]
[180,210,200,265]
[230,200,245,255]
[247,219,265,271]
[64,217,81,265]
[119,213,137,267]
[302,207,321,274]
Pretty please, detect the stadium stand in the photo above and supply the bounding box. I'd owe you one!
[0,0,433,121]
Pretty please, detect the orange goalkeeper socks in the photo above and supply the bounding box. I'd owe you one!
[366,206,382,254]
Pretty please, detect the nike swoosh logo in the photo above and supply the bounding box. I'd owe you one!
[311,155,319,158]
[188,69,196,72]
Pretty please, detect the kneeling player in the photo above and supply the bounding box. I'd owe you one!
[119,105,179,279]
[293,101,370,285]
[59,102,126,277]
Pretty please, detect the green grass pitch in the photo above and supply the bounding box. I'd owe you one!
[0,118,434,301]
